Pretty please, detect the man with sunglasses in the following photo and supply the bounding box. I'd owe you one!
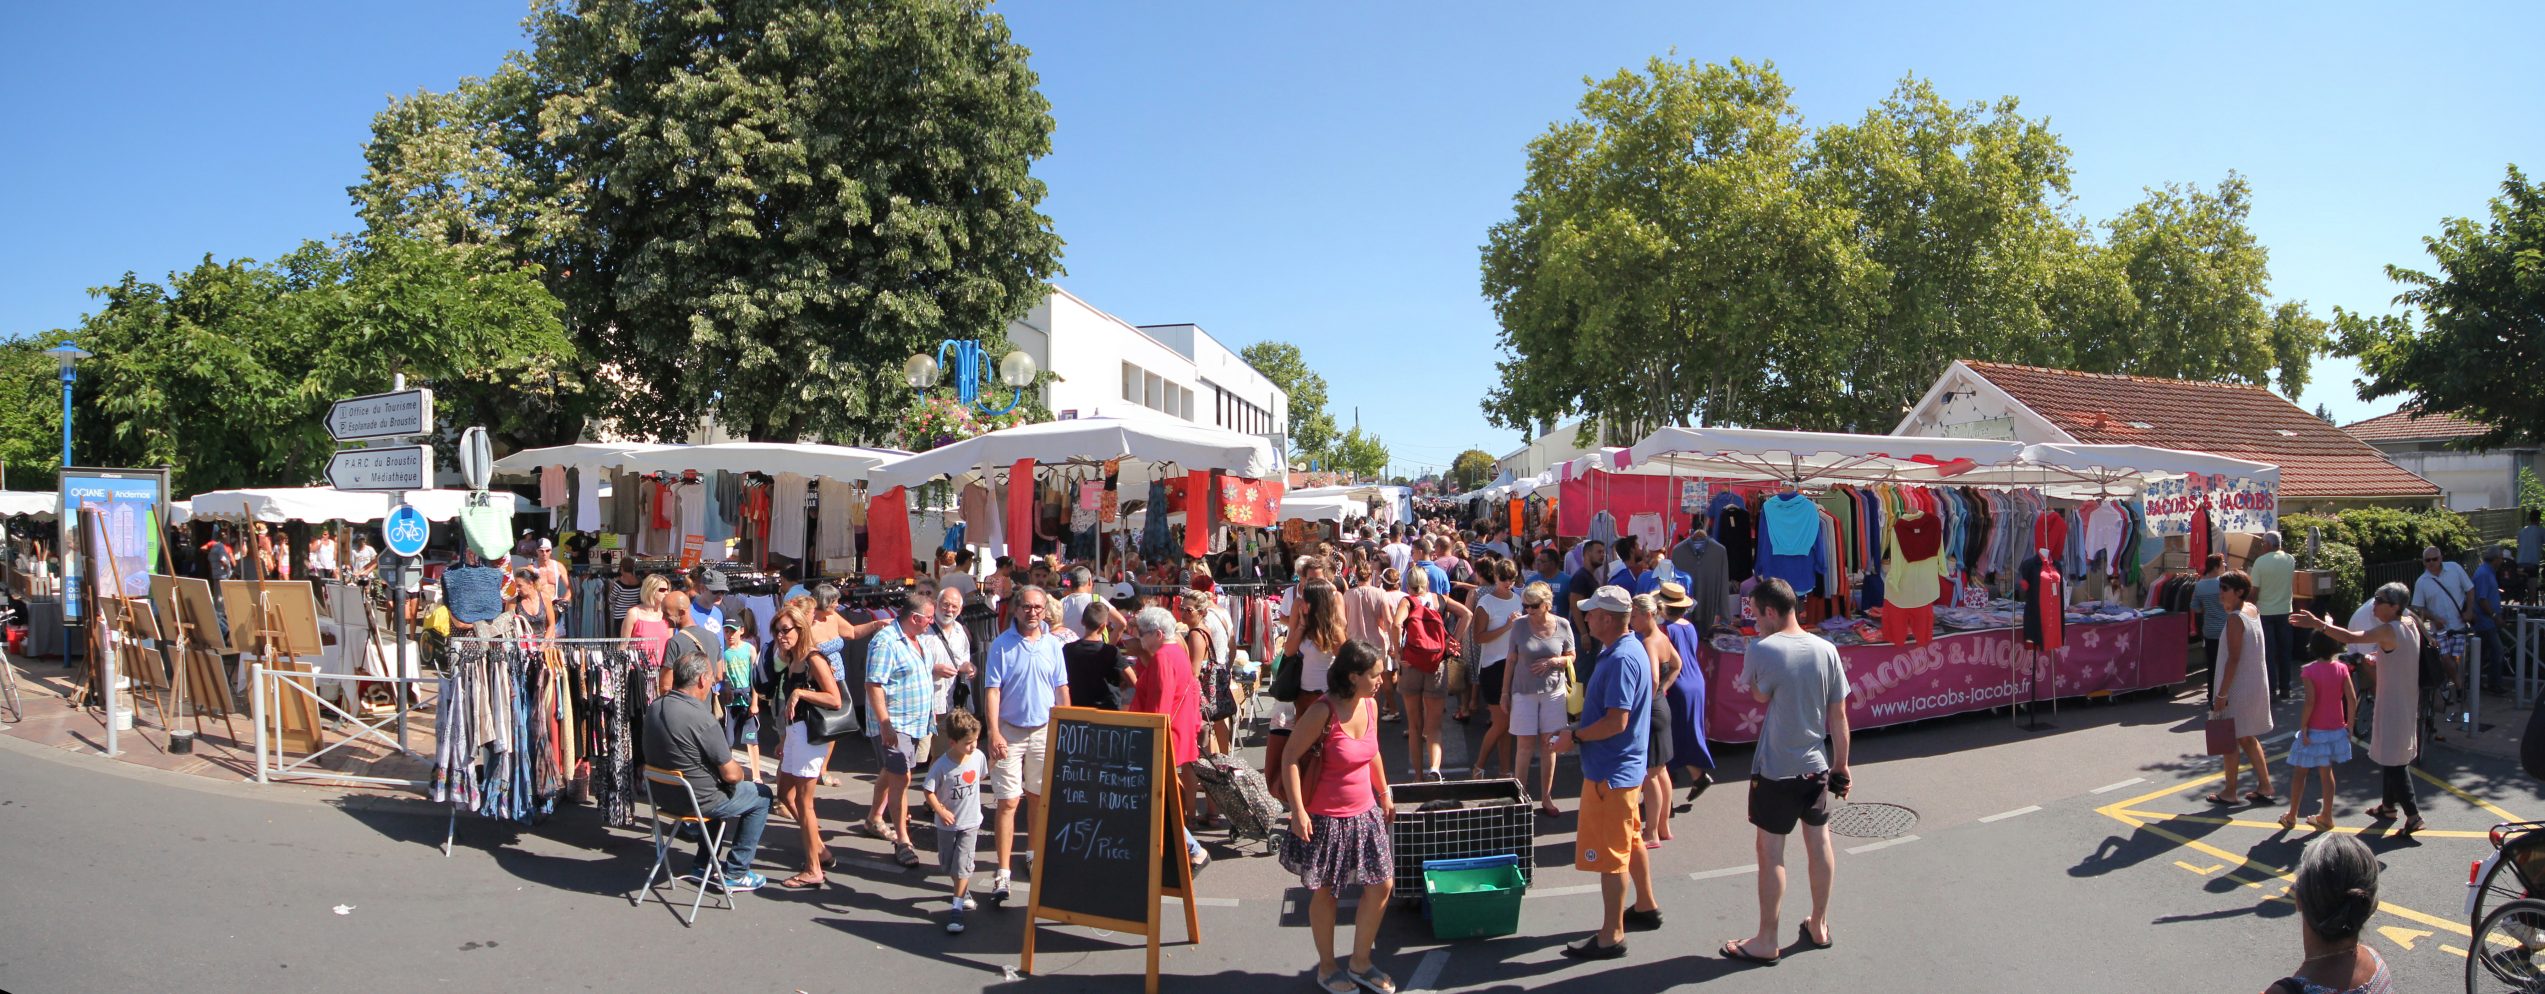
[981,584,1070,907]
[2411,545,2475,698]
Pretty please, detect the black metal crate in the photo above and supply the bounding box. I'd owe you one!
[1388,777,1534,899]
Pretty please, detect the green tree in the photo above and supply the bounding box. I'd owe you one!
[2090,174,2324,394]
[2337,165,2545,448]
[2315,402,2334,423]
[1806,77,2097,430]
[1238,340,1335,462]
[1481,62,2330,438]
[1482,58,1868,440]
[0,336,70,489]
[41,237,572,495]
[1328,427,1390,481]
[353,0,1065,445]
[2520,467,2545,513]
[1447,448,1496,493]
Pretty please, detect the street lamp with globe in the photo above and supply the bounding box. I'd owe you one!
[43,343,89,469]
[904,340,1036,416]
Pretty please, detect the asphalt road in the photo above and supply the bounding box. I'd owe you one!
[0,688,2533,992]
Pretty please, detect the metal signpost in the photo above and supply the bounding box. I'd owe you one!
[326,384,441,737]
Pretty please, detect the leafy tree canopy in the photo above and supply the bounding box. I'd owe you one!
[1447,448,1496,493]
[1328,426,1390,481]
[1239,340,1336,463]
[2336,165,2545,449]
[40,237,572,495]
[1482,58,2326,439]
[353,0,1065,445]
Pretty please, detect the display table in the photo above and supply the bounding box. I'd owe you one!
[1698,612,2190,743]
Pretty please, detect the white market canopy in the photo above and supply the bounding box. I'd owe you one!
[489,442,678,479]
[866,417,1281,492]
[1277,493,1369,523]
[0,491,58,520]
[186,487,529,523]
[1615,427,2279,497]
[609,441,909,481]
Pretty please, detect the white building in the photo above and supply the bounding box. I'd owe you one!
[1494,418,1601,482]
[1003,287,1289,454]
[2343,409,2541,511]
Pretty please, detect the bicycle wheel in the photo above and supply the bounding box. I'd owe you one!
[2476,851,2539,937]
[2468,897,2545,994]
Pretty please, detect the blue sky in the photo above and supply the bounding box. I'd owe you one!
[5,2,2539,480]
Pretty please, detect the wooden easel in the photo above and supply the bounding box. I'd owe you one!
[1020,707,1200,994]
[157,577,239,742]
[250,589,323,755]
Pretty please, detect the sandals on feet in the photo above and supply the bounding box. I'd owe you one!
[1347,965,1397,994]
[1316,970,1358,994]
[2309,815,2335,833]
[1719,940,1778,966]
[2204,792,2237,805]
[2400,816,2426,838]
[2277,812,2297,830]
[2244,790,2277,805]
[1799,922,1833,949]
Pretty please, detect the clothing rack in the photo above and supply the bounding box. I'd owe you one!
[434,639,648,856]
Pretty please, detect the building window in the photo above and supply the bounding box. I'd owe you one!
[1122,362,1139,403]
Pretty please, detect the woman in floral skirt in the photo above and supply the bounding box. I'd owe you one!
[1279,640,1398,994]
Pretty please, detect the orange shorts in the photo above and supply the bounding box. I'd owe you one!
[1574,781,1644,873]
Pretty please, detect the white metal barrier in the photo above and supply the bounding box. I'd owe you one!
[250,663,434,789]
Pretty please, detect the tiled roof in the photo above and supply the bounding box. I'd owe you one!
[1959,361,2440,500]
[2341,408,2492,444]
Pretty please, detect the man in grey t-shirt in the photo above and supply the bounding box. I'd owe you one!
[1723,577,1851,966]
[643,651,773,891]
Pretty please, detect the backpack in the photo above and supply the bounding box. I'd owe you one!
[1401,594,1447,669]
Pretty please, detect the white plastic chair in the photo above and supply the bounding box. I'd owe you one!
[636,765,738,925]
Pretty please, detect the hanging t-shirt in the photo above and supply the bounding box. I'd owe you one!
[1883,511,1948,610]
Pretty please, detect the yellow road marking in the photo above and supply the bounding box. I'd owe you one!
[2378,925,2435,950]
[2443,943,2469,957]
[2096,796,2473,939]
[2173,860,2221,875]
[2112,809,2493,840]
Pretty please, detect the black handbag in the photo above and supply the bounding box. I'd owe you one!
[1270,652,1305,703]
[781,666,862,743]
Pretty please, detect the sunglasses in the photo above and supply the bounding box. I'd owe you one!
[774,625,799,636]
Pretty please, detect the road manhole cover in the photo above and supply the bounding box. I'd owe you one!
[1828,802,1919,839]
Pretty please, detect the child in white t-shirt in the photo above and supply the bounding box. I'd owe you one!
[923,710,987,934]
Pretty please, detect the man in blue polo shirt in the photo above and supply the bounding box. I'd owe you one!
[981,584,1069,906]
[1552,585,1660,959]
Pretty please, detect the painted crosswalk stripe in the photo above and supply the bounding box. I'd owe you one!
[1845,834,1920,855]
[2090,778,2147,794]
[1690,865,1759,880]
[1979,805,2042,823]
[1406,950,1451,991]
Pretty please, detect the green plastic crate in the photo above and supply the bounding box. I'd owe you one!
[1422,856,1525,940]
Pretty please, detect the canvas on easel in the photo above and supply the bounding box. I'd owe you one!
[220,579,323,755]
[150,574,237,740]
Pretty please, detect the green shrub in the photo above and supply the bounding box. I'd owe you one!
[2279,506,2477,566]
[2302,540,2365,619]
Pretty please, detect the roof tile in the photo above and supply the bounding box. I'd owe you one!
[1960,361,2440,500]
[2340,408,2492,444]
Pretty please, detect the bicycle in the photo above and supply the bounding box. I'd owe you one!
[2468,820,2545,931]
[2467,896,2545,993]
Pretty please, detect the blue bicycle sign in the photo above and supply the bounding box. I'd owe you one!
[383,504,429,558]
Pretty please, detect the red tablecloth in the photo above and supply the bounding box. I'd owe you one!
[1698,612,2190,743]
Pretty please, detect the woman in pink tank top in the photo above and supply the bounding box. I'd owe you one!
[1277,640,1398,994]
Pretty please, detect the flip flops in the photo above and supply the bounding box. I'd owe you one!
[1719,940,1778,966]
[1799,922,1833,949]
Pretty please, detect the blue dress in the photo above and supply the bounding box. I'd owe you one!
[1662,619,1714,770]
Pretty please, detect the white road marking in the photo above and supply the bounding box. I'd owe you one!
[2090,778,2148,794]
[1524,883,1602,899]
[1845,834,1921,855]
[1406,950,1451,991]
[1179,896,1242,908]
[1689,865,1759,880]
[1979,805,2043,823]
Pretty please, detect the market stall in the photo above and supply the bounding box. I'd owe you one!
[865,417,1282,579]
[1583,426,2281,737]
[186,487,529,523]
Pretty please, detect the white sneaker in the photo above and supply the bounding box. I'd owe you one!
[952,894,976,912]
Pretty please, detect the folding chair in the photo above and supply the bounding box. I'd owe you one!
[636,765,738,925]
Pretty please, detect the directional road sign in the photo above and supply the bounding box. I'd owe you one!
[327,445,433,492]
[383,504,429,558]
[327,389,435,442]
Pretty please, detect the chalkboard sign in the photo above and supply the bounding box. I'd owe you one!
[1021,706,1198,994]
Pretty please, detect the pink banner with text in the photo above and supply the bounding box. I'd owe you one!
[1698,613,2189,743]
